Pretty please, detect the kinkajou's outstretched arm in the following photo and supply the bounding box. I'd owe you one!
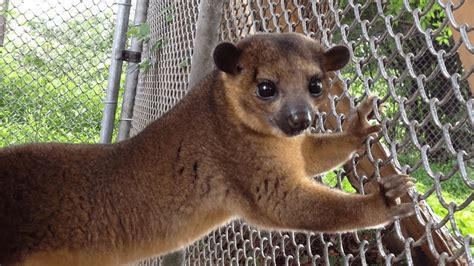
[244,174,414,233]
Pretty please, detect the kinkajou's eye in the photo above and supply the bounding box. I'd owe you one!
[256,81,277,100]
[308,76,323,96]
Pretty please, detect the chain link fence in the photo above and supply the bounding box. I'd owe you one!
[129,1,198,137]
[132,0,473,265]
[0,0,119,145]
[0,0,472,265]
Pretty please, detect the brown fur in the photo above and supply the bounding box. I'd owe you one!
[0,33,414,265]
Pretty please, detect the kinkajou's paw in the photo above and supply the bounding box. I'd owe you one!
[380,174,415,199]
[366,174,416,219]
[343,96,382,145]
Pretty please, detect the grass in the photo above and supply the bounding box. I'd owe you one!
[397,154,474,236]
[398,154,474,256]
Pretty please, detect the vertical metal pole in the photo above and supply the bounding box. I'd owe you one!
[187,0,225,89]
[161,1,224,265]
[99,0,132,144]
[0,0,9,47]
[117,0,149,141]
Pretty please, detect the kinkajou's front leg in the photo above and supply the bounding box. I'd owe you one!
[262,176,414,232]
[244,174,415,233]
[303,96,381,176]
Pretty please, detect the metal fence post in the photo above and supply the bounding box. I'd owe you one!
[187,0,225,89]
[117,0,149,141]
[161,0,224,265]
[99,0,132,144]
[0,0,9,47]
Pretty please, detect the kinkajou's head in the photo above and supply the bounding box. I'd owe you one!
[213,33,350,137]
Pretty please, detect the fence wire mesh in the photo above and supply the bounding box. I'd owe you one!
[0,0,119,145]
[129,0,199,137]
[132,0,473,265]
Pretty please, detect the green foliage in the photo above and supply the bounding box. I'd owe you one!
[160,5,175,23]
[127,22,150,42]
[323,171,357,193]
[328,254,343,265]
[398,155,474,238]
[126,3,179,73]
[0,12,115,145]
[338,0,452,47]
[178,58,190,69]
[139,58,152,72]
[127,23,155,73]
[416,0,453,45]
[152,38,166,51]
[127,22,168,73]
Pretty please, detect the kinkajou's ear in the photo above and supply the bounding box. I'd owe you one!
[213,42,242,74]
[322,45,350,71]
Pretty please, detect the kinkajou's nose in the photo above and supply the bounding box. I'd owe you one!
[287,111,312,131]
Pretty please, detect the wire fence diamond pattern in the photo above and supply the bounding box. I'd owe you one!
[0,0,472,265]
[133,0,473,265]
